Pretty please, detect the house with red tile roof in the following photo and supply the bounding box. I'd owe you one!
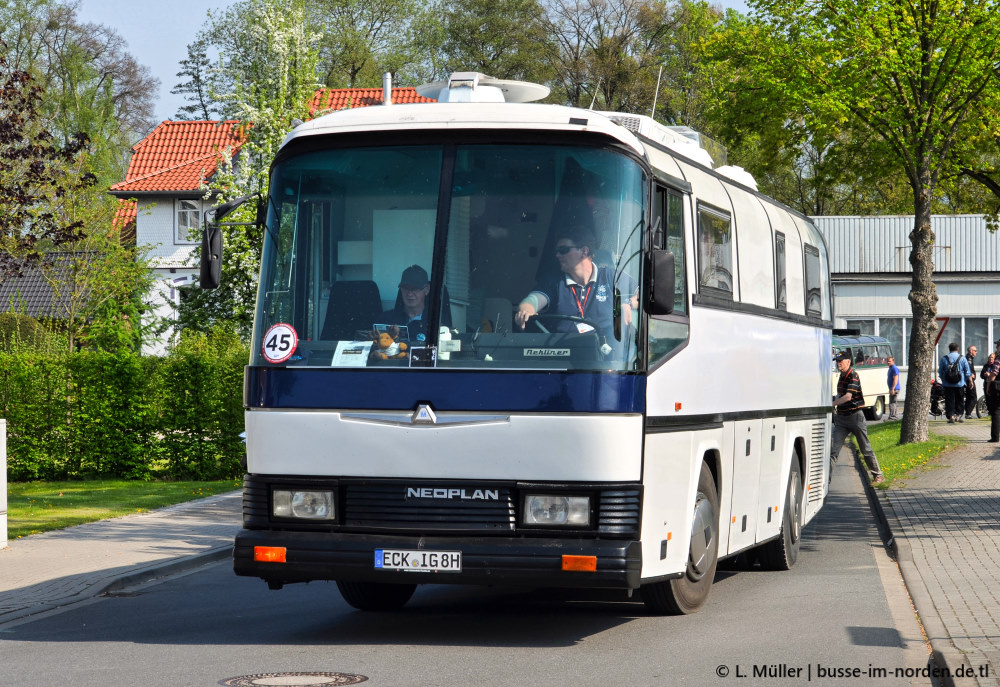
[109,88,432,353]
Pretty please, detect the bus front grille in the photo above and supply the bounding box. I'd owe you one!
[344,484,517,531]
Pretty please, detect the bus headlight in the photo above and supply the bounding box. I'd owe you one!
[522,495,590,526]
[272,489,336,520]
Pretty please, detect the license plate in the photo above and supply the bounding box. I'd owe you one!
[375,549,462,573]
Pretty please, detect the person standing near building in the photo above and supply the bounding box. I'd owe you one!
[886,355,901,420]
[939,342,972,423]
[964,345,978,419]
[984,344,1000,443]
[832,350,885,485]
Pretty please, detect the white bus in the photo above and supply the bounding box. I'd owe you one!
[214,72,833,614]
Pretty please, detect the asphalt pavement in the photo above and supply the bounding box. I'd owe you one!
[0,417,998,687]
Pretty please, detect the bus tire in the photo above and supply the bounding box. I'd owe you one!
[642,461,719,615]
[863,396,885,421]
[758,459,802,571]
[336,580,416,611]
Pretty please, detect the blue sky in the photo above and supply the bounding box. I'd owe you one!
[75,0,750,125]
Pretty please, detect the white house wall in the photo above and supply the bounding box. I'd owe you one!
[138,200,199,269]
[135,199,200,354]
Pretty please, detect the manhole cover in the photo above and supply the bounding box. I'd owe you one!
[219,673,368,687]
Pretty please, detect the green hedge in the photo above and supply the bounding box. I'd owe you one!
[0,332,249,481]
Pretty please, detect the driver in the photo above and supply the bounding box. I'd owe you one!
[514,226,635,340]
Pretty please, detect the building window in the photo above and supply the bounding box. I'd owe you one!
[880,318,904,366]
[845,319,875,336]
[176,199,202,244]
[697,205,732,297]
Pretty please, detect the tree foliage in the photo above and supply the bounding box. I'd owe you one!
[0,39,91,274]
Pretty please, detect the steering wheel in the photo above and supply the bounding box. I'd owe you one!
[526,313,602,334]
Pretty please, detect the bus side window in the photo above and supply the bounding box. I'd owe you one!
[649,184,690,366]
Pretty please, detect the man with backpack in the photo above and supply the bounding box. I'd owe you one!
[939,341,972,423]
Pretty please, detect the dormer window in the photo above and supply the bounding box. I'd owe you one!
[176,199,202,243]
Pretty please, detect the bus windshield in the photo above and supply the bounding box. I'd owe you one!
[252,142,646,371]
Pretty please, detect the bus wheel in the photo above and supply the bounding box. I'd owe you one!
[642,462,719,615]
[864,397,885,421]
[336,580,416,611]
[758,459,802,571]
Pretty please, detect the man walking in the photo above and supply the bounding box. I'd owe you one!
[939,342,972,423]
[964,345,978,419]
[886,355,901,420]
[832,350,885,485]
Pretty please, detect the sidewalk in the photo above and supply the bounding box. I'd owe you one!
[864,415,1000,687]
[0,490,241,627]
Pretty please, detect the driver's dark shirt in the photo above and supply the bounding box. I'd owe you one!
[531,265,633,340]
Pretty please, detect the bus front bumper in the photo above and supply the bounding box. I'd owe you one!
[233,529,642,589]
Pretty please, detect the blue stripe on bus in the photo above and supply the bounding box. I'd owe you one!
[245,367,646,414]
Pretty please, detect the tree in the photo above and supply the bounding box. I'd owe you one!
[543,0,687,112]
[0,39,91,275]
[0,0,160,225]
[176,0,320,337]
[308,0,428,87]
[436,0,556,83]
[718,0,1000,443]
[172,35,222,121]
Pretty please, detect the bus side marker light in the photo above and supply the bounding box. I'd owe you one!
[562,555,597,572]
[254,546,287,563]
[675,402,682,412]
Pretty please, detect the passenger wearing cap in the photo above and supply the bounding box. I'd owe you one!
[832,349,885,485]
[380,265,450,343]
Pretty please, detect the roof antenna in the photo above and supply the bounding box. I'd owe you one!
[650,66,663,119]
[588,79,602,109]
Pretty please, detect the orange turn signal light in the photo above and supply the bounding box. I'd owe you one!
[562,555,597,572]
[254,546,287,563]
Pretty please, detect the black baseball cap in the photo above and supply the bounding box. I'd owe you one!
[399,265,429,288]
[834,350,851,362]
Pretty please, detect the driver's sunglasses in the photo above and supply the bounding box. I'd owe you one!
[555,245,577,255]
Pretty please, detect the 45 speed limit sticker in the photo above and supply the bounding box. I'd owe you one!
[262,323,298,364]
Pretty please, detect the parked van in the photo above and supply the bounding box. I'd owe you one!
[832,334,894,421]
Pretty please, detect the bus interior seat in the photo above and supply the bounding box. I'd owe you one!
[482,297,513,333]
[321,280,382,340]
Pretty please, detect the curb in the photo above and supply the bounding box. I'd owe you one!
[854,454,971,687]
[99,544,233,595]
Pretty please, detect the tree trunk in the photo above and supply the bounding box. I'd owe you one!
[899,176,937,444]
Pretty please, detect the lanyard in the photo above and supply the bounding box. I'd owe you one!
[571,283,593,319]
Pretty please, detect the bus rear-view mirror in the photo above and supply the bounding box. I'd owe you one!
[648,249,675,315]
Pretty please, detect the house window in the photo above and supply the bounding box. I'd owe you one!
[176,199,202,244]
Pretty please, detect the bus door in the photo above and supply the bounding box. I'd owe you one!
[728,419,763,552]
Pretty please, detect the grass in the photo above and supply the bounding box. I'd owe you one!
[856,420,963,488]
[5,479,242,539]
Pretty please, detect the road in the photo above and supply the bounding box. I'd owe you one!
[0,461,933,687]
